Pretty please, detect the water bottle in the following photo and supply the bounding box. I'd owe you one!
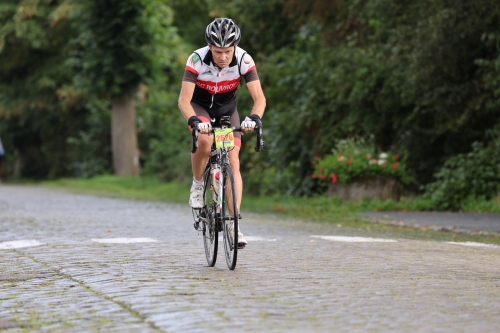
[211,166,221,214]
[211,166,220,202]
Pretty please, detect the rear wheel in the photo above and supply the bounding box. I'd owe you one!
[202,167,218,267]
[221,166,238,270]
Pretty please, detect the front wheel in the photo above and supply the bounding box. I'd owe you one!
[202,167,218,267]
[221,166,238,270]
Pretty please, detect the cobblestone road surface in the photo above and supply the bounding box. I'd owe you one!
[363,211,500,232]
[1,185,499,332]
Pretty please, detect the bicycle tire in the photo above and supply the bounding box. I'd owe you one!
[221,166,238,270]
[202,167,218,267]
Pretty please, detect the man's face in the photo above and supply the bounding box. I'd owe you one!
[209,45,235,69]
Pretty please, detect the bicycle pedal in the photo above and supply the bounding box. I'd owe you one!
[238,244,246,249]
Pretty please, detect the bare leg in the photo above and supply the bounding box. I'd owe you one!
[227,146,242,213]
[191,133,212,181]
[189,104,213,181]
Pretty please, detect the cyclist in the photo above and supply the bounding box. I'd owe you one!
[178,18,266,248]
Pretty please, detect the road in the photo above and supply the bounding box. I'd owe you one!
[1,185,500,332]
[363,211,500,232]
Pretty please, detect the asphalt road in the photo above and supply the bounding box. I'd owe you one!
[1,185,500,332]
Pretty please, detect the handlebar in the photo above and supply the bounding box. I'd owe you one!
[191,125,265,154]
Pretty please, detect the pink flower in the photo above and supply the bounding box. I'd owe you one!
[392,163,398,169]
[330,174,338,184]
[311,173,317,179]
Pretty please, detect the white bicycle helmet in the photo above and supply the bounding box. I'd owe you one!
[205,18,241,47]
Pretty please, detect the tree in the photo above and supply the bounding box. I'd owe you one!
[0,0,77,117]
[0,0,110,179]
[253,0,500,195]
[72,0,180,176]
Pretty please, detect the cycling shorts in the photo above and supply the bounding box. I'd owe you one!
[189,101,241,147]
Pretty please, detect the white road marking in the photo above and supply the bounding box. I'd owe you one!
[446,241,500,249]
[245,236,277,242]
[311,235,397,243]
[91,238,158,244]
[0,239,45,249]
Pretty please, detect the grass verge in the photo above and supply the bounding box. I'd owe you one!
[40,175,500,245]
[41,175,189,204]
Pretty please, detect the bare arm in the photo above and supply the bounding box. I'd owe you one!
[246,80,266,119]
[178,81,197,121]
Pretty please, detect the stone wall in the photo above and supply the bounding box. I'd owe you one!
[328,177,402,201]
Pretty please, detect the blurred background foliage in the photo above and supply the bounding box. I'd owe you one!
[1,0,499,209]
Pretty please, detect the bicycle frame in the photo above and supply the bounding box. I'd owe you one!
[191,120,236,228]
[209,144,229,231]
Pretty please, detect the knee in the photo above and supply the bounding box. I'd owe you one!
[197,135,212,153]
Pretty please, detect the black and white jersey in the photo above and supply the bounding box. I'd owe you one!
[183,46,258,109]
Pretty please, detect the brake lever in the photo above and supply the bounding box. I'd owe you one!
[254,125,265,152]
[191,126,199,154]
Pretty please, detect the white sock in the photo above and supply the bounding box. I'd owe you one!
[192,178,204,186]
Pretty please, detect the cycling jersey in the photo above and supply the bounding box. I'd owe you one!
[183,46,259,109]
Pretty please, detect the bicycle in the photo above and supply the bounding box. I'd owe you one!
[191,115,264,270]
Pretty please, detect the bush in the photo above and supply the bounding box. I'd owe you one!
[312,138,411,185]
[424,140,500,210]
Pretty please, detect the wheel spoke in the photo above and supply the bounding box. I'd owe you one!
[202,167,218,267]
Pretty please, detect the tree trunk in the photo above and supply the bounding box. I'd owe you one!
[111,91,140,176]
